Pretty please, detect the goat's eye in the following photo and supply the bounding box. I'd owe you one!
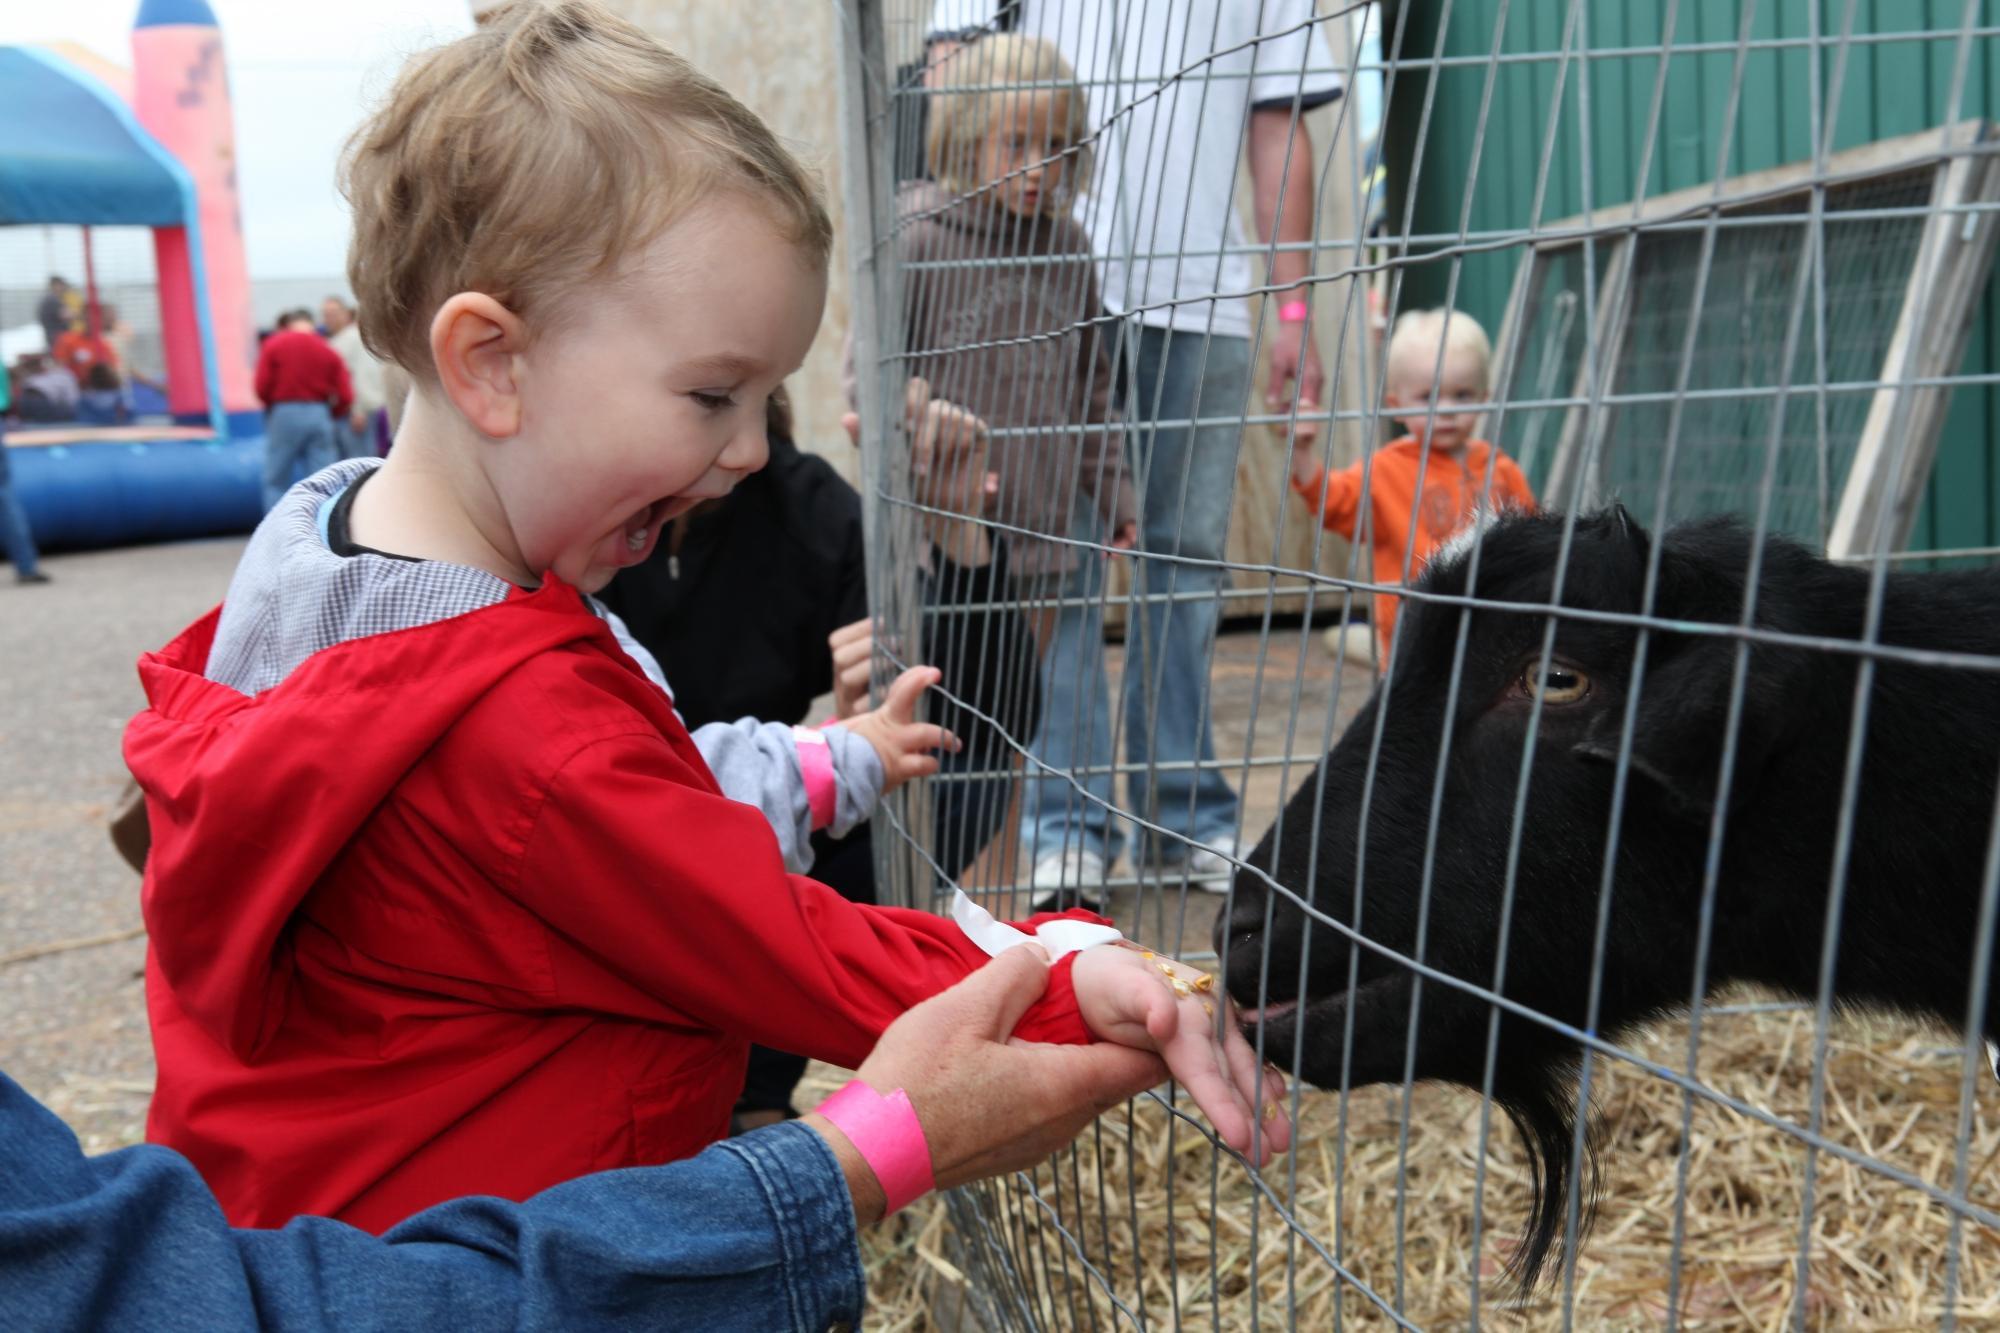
[1518,658,1590,705]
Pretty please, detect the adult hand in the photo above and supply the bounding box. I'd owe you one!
[805,944,1169,1224]
[1108,520,1139,552]
[840,665,960,792]
[350,408,370,435]
[1069,943,1292,1166]
[1266,319,1325,449]
[828,618,874,719]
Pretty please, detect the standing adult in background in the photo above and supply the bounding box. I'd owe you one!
[929,2,1339,899]
[0,374,50,586]
[253,310,351,511]
[35,277,73,350]
[321,296,386,460]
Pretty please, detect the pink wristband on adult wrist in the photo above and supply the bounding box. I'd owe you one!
[792,725,836,830]
[813,1079,935,1214]
[1277,299,1310,323]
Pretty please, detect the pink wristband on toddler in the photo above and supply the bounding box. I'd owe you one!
[813,1079,935,1214]
[1277,299,1310,323]
[792,725,837,830]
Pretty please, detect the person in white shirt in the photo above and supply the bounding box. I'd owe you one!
[926,0,1340,903]
[321,296,386,460]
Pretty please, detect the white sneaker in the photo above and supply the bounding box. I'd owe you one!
[1175,835,1240,894]
[1028,847,1108,915]
[1323,623,1377,666]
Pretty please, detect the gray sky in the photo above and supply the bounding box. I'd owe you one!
[2,1,474,281]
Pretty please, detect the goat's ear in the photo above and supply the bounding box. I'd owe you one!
[1609,502,1637,543]
[1573,531,1805,816]
[1602,503,1653,588]
[1573,634,1810,819]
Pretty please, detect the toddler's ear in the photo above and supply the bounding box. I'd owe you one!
[430,293,528,440]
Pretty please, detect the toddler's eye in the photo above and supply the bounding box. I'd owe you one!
[689,391,735,411]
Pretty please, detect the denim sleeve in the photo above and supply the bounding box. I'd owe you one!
[0,1077,865,1333]
[693,718,885,873]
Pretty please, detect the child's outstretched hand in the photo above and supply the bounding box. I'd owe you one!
[1068,942,1293,1166]
[842,665,962,792]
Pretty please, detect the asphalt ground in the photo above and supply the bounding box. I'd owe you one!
[2,536,244,1151]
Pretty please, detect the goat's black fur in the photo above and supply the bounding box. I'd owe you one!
[1219,509,2000,1290]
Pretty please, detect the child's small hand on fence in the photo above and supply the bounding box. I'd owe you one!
[904,377,997,517]
[1273,397,1321,449]
[1288,440,1322,491]
[1068,942,1293,1166]
[841,665,961,791]
[829,618,875,718]
[1266,316,1324,448]
[1109,520,1138,553]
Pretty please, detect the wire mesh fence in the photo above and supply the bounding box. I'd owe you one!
[834,1,2000,1326]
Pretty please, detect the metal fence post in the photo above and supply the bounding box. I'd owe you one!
[834,0,929,909]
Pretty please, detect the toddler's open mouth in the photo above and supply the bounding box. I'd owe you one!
[623,502,660,553]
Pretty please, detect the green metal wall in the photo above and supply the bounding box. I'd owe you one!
[1382,0,1998,552]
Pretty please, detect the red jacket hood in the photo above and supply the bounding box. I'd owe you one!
[125,578,633,1061]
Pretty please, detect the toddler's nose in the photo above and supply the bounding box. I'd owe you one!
[720,423,770,475]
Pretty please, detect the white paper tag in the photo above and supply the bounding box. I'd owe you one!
[950,888,1124,961]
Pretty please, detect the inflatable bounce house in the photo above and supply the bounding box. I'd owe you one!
[0,0,263,549]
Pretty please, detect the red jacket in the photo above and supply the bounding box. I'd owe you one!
[127,578,1092,1232]
[254,328,353,416]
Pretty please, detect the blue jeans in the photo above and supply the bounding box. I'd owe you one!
[0,428,42,578]
[1021,324,1248,865]
[335,412,378,461]
[262,401,338,511]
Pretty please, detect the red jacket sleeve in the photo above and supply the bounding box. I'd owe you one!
[514,730,1094,1068]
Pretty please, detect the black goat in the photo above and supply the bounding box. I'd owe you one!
[1219,509,2000,1288]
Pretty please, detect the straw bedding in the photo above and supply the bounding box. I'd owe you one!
[807,993,2000,1329]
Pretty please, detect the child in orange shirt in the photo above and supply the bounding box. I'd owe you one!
[1290,308,1535,665]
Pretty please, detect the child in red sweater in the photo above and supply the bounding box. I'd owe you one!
[128,1,1286,1234]
[1291,308,1536,665]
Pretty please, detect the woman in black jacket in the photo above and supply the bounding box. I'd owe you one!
[601,385,1040,1128]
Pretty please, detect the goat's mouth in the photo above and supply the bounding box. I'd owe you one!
[1237,996,1301,1024]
